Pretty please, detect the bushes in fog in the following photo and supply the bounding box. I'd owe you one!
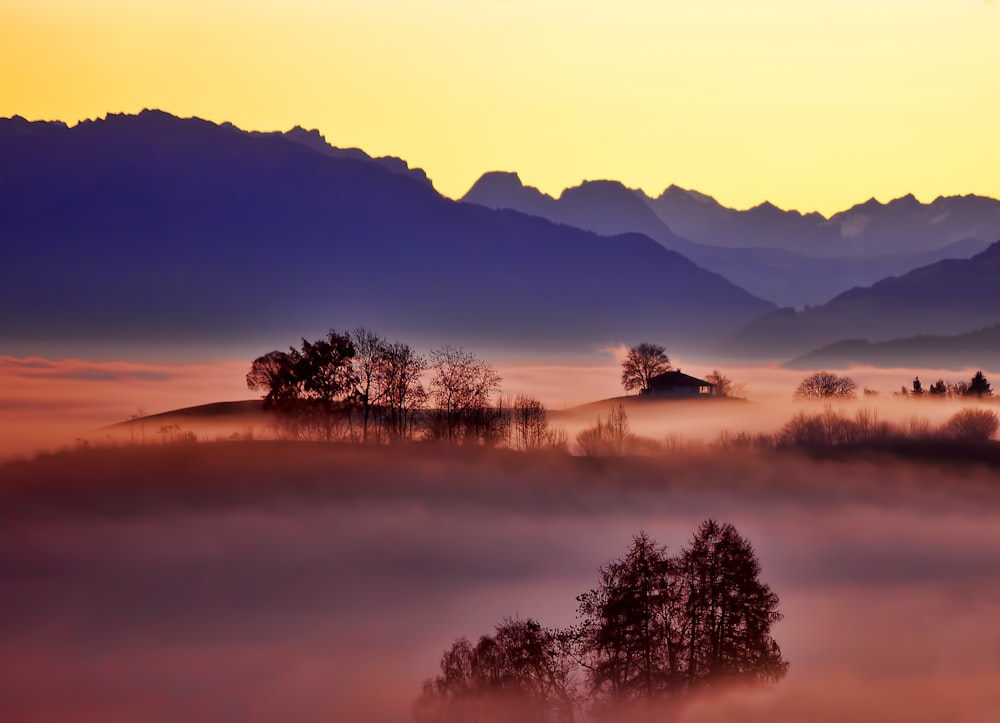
[939,408,999,442]
[416,521,787,722]
[773,406,999,448]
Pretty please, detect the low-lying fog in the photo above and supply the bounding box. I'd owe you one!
[2,353,996,459]
[3,443,999,721]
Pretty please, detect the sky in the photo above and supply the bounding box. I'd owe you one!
[3,0,998,216]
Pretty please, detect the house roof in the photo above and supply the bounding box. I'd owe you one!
[647,370,714,389]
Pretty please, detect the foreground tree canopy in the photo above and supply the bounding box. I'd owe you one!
[416,520,787,721]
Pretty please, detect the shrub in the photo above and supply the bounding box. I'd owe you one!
[939,408,999,442]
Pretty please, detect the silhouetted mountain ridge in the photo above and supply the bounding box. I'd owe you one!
[462,172,998,307]
[0,111,773,355]
[783,324,1000,371]
[723,241,1000,359]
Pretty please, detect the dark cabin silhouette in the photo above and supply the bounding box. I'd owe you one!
[642,370,715,398]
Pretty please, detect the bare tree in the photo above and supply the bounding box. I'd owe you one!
[380,341,428,441]
[705,369,742,398]
[793,371,856,400]
[575,405,631,456]
[512,395,550,451]
[939,408,999,441]
[621,343,672,394]
[429,346,501,443]
[351,327,387,443]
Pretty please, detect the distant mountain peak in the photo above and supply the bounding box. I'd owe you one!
[888,193,920,207]
[659,184,720,206]
[462,171,555,214]
[283,125,330,147]
[558,179,638,203]
[469,170,531,193]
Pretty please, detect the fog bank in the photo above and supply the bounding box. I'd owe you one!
[2,443,999,720]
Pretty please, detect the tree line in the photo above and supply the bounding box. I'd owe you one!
[246,328,563,448]
[794,369,994,400]
[415,520,787,722]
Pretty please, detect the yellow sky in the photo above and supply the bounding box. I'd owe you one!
[3,0,997,215]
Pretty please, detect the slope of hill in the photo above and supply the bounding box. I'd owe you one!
[462,173,993,307]
[723,242,1000,359]
[0,111,773,355]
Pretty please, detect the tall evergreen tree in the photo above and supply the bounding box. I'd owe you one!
[966,370,993,397]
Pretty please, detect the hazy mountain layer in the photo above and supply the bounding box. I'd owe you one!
[783,324,1000,371]
[649,186,1000,258]
[463,173,995,307]
[723,242,1000,359]
[0,111,773,355]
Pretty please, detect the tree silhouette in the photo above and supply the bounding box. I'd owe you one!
[621,343,672,394]
[928,379,948,396]
[429,346,501,443]
[296,331,358,440]
[415,617,576,722]
[419,522,787,720]
[966,370,993,397]
[350,327,387,443]
[574,531,677,702]
[705,369,741,398]
[511,395,551,451]
[574,405,631,457]
[573,523,786,705]
[940,408,999,441]
[677,520,787,689]
[246,331,357,440]
[380,340,428,441]
[246,349,300,409]
[794,371,856,399]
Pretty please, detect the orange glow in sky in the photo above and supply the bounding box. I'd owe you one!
[3,0,998,215]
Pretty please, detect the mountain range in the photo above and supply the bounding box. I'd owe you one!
[783,324,1000,371]
[463,173,998,307]
[0,111,773,357]
[722,241,1000,359]
[4,110,999,365]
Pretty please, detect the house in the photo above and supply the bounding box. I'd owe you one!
[642,369,715,398]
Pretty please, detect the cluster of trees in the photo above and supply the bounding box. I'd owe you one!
[246,329,428,442]
[903,371,993,399]
[247,329,564,448]
[415,521,787,722]
[795,370,995,401]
